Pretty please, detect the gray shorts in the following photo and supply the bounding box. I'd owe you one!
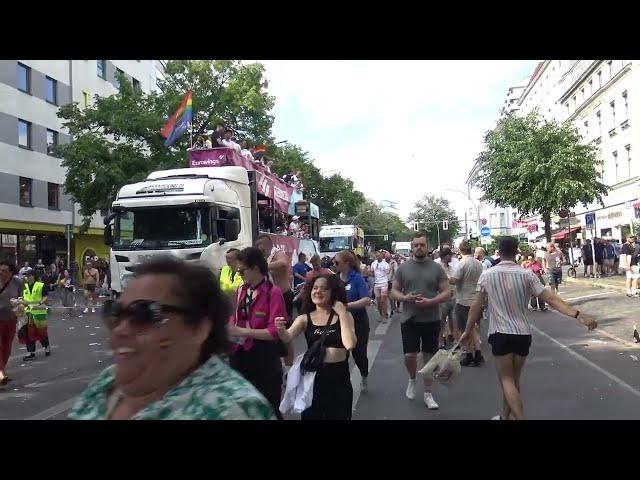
[440,299,455,324]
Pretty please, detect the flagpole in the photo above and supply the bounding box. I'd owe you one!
[190,121,193,148]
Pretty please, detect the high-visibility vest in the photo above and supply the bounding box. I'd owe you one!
[219,266,243,296]
[23,281,47,315]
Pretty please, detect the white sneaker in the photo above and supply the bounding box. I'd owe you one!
[361,377,368,393]
[91,307,96,313]
[424,392,439,410]
[491,415,502,420]
[405,379,415,400]
[82,308,89,314]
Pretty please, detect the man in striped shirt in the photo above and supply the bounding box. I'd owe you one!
[460,236,597,420]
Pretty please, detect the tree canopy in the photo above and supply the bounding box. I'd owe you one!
[473,111,609,241]
[346,200,413,251]
[407,195,460,248]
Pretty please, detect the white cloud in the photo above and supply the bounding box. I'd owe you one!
[256,60,538,220]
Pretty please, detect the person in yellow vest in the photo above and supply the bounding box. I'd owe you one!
[20,270,51,361]
[219,248,243,304]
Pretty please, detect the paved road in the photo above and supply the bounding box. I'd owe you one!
[2,282,639,420]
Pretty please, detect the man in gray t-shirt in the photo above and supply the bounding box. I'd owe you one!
[392,234,451,410]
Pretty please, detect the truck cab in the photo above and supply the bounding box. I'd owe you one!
[105,148,320,295]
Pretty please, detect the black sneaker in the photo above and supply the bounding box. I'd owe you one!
[439,344,447,350]
[474,351,485,365]
[460,353,475,367]
[23,353,35,361]
[45,347,51,357]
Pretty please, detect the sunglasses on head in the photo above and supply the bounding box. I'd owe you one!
[102,299,191,331]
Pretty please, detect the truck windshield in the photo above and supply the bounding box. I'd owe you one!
[320,236,351,252]
[113,207,213,250]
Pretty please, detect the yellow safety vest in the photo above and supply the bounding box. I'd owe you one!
[219,265,243,296]
[23,281,47,314]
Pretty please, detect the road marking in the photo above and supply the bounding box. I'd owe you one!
[562,292,612,302]
[530,324,640,400]
[26,397,77,420]
[351,340,382,411]
[588,328,640,350]
[374,316,395,336]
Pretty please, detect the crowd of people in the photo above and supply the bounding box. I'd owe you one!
[191,123,305,192]
[0,231,600,420]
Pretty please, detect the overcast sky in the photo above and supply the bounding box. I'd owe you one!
[258,60,538,222]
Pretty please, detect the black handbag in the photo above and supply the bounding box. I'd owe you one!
[301,309,335,374]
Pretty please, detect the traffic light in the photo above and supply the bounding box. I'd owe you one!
[413,222,419,231]
[443,220,449,230]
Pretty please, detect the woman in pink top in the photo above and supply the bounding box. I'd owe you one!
[523,255,547,311]
[228,247,287,419]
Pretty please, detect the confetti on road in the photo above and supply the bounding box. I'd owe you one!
[630,355,639,362]
[89,343,101,346]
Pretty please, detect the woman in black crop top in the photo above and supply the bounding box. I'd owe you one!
[276,274,356,420]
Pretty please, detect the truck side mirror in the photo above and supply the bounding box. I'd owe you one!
[224,220,239,242]
[104,224,113,246]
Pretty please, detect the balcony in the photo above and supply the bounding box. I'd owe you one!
[608,127,617,138]
[621,119,630,131]
[594,136,602,145]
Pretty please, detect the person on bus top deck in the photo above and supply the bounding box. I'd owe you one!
[212,123,225,147]
[240,140,254,162]
[221,127,241,153]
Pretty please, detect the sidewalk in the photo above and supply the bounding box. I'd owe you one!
[562,266,628,294]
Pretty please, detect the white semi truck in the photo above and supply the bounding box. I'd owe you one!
[104,148,320,296]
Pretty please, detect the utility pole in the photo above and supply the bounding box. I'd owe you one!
[464,210,468,240]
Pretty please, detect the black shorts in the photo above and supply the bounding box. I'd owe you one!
[455,304,470,332]
[85,284,96,293]
[401,321,440,355]
[283,289,294,326]
[488,332,532,357]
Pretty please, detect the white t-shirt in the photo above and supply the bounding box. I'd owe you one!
[289,221,300,233]
[371,260,390,285]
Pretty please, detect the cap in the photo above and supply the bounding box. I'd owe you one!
[292,215,300,220]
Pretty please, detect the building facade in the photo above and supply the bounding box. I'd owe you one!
[0,60,158,269]
[517,60,639,243]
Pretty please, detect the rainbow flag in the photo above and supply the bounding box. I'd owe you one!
[162,91,192,147]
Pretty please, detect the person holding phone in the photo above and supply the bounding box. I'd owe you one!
[275,274,356,420]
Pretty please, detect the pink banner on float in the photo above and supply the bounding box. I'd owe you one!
[188,148,296,212]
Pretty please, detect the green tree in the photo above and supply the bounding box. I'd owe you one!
[56,61,275,230]
[346,200,413,251]
[473,111,609,242]
[407,195,460,249]
[267,144,365,224]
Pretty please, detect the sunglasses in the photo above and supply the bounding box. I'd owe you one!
[103,299,190,331]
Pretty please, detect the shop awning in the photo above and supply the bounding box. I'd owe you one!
[551,226,581,240]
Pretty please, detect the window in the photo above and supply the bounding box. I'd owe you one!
[512,212,517,223]
[115,68,124,88]
[46,129,58,155]
[18,119,31,148]
[17,62,30,93]
[596,110,601,136]
[588,79,593,96]
[607,60,613,78]
[572,95,577,111]
[489,213,497,228]
[132,78,141,93]
[622,91,628,119]
[45,76,57,104]
[584,120,589,139]
[566,103,570,116]
[499,212,506,227]
[610,101,616,127]
[613,151,619,183]
[626,145,632,179]
[19,177,32,206]
[97,60,106,79]
[580,87,585,102]
[48,183,59,210]
[82,90,90,108]
[597,70,602,88]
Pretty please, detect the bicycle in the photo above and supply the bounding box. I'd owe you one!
[567,258,580,278]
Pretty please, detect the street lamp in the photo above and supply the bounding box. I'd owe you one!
[445,188,481,240]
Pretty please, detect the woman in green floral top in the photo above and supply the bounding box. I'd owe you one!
[69,258,274,420]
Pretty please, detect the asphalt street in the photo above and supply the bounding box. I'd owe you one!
[2,282,639,420]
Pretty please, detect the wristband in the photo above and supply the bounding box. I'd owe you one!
[574,310,580,319]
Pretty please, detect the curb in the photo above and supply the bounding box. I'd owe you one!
[564,276,628,294]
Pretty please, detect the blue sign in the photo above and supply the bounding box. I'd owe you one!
[480,226,491,237]
[585,213,595,226]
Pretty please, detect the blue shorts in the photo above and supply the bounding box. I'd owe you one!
[548,268,562,285]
